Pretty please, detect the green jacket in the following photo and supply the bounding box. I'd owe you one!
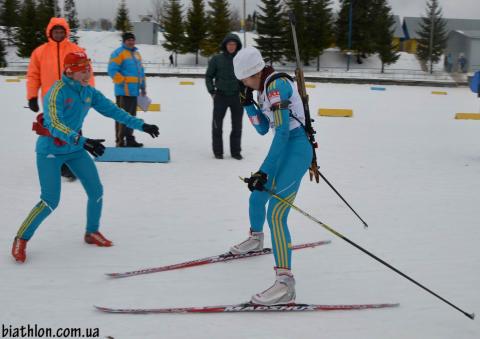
[205,34,243,97]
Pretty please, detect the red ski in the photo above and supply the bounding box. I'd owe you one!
[95,302,399,314]
[106,240,331,279]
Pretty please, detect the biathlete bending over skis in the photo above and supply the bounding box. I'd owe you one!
[230,47,313,305]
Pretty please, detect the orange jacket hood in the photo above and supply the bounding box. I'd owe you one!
[26,17,95,100]
[46,17,71,42]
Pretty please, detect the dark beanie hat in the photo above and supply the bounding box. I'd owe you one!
[122,32,135,42]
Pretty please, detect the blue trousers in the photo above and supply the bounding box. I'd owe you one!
[17,150,103,240]
[249,131,312,269]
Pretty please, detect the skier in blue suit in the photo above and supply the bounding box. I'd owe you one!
[12,51,160,263]
[230,47,313,305]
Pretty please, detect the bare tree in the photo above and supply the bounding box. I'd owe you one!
[149,0,164,25]
[82,18,98,30]
[230,8,241,31]
[99,18,113,31]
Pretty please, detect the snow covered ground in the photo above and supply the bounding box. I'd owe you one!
[1,75,480,338]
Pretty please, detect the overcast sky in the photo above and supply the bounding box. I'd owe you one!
[72,0,480,21]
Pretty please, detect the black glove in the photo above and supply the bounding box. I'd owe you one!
[83,138,106,157]
[143,123,159,138]
[246,171,268,192]
[28,97,39,112]
[240,87,254,107]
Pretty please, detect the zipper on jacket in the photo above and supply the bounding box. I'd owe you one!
[57,43,61,80]
[132,50,141,86]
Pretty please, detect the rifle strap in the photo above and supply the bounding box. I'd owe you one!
[265,72,316,142]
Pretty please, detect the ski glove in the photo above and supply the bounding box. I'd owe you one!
[246,171,268,192]
[84,138,106,157]
[28,97,39,112]
[240,87,254,107]
[142,124,160,138]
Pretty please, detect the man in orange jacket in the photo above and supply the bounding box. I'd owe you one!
[27,17,95,181]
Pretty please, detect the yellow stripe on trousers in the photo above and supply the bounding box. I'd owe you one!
[280,193,297,267]
[17,201,47,238]
[274,193,296,268]
[271,192,296,268]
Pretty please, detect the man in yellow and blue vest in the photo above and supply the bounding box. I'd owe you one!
[108,32,146,147]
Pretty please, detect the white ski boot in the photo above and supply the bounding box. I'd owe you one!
[229,231,264,255]
[251,268,296,305]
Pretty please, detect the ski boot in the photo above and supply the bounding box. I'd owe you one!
[85,232,113,247]
[251,268,296,305]
[12,237,28,263]
[229,230,264,255]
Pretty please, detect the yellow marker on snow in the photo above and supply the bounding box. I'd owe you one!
[137,103,161,112]
[6,78,20,83]
[179,81,195,85]
[455,113,480,120]
[318,108,353,117]
[432,91,447,95]
[305,83,316,88]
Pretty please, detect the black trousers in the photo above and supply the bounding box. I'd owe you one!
[212,94,243,156]
[115,96,138,146]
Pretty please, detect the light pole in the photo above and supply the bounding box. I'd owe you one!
[347,0,354,71]
[243,0,247,47]
[428,10,435,74]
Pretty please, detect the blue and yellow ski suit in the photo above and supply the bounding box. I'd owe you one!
[17,74,145,240]
[108,44,146,97]
[245,75,312,269]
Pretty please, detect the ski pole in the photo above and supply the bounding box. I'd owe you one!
[239,177,475,320]
[318,171,369,228]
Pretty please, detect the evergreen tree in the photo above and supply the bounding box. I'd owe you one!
[162,0,184,66]
[115,0,133,33]
[255,0,285,65]
[0,38,7,68]
[283,0,309,64]
[0,0,21,46]
[201,0,231,56]
[416,0,447,73]
[64,0,80,44]
[37,0,61,43]
[336,0,376,64]
[306,0,333,70]
[183,0,208,65]
[371,0,399,73]
[16,0,43,57]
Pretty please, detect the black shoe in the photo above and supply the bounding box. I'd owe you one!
[61,165,76,181]
[214,154,223,159]
[126,139,143,147]
[232,154,243,160]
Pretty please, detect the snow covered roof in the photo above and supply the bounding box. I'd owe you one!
[393,16,405,39]
[451,30,480,39]
[403,17,480,40]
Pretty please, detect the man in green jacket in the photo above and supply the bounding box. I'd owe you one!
[205,33,244,160]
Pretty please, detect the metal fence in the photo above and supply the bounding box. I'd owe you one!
[2,60,459,83]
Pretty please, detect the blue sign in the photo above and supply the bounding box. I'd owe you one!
[470,71,480,93]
